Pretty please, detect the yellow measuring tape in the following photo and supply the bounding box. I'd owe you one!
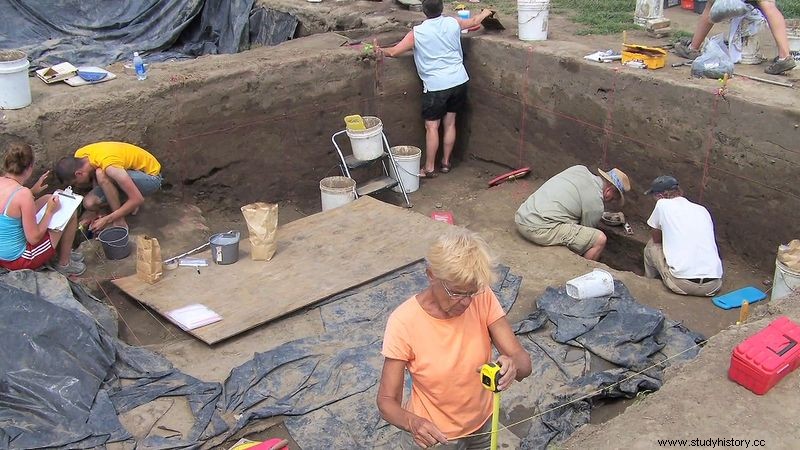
[480,362,502,450]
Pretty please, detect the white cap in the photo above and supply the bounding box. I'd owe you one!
[134,52,139,56]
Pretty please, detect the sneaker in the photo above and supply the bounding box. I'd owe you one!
[56,260,86,276]
[765,56,796,75]
[71,250,85,263]
[674,40,701,60]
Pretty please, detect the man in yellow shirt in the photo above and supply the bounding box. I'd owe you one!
[55,142,162,231]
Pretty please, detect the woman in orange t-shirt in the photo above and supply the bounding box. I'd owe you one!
[378,228,532,449]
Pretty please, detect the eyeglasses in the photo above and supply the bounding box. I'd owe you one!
[440,280,481,300]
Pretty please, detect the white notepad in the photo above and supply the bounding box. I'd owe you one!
[166,304,222,331]
[35,187,83,231]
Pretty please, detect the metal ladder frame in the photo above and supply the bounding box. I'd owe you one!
[331,129,412,208]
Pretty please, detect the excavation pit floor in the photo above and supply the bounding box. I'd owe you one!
[81,158,772,448]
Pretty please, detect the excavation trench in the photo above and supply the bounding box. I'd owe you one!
[2,29,789,447]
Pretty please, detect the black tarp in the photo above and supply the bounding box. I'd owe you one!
[506,281,705,449]
[0,0,299,70]
[0,270,227,450]
[0,266,704,449]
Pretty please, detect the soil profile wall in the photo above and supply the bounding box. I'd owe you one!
[2,33,796,271]
[462,37,799,270]
[0,34,426,209]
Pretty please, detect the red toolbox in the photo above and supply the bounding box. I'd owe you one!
[728,316,800,395]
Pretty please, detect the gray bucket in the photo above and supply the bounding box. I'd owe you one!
[97,226,131,260]
[210,231,240,265]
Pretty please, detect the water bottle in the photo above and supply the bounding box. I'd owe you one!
[133,52,147,81]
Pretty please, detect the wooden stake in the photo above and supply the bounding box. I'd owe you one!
[737,300,750,325]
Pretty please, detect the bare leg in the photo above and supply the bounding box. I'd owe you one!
[583,232,607,261]
[690,2,715,51]
[759,2,792,59]
[441,112,457,168]
[95,170,122,212]
[423,119,441,174]
[94,170,128,229]
[47,213,77,266]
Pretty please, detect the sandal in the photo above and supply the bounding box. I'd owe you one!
[440,162,451,174]
[419,169,438,178]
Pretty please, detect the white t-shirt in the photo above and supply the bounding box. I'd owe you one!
[647,197,723,279]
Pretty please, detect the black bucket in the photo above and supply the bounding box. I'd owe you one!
[98,226,131,260]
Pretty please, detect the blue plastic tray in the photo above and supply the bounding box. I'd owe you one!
[712,286,767,310]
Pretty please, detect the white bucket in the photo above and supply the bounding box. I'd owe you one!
[771,259,800,302]
[739,34,763,65]
[787,20,800,53]
[389,146,421,193]
[320,176,356,211]
[518,0,549,41]
[0,50,32,110]
[634,0,664,26]
[346,116,384,161]
[566,268,615,300]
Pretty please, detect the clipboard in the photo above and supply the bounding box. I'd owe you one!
[35,187,83,231]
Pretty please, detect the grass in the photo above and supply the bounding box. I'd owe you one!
[551,0,639,35]
[451,0,800,35]
[670,29,693,44]
[451,0,639,35]
[781,1,800,19]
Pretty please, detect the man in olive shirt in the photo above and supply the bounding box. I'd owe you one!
[515,165,630,261]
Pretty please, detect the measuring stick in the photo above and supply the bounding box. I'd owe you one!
[735,73,794,88]
[490,392,501,450]
[163,242,210,263]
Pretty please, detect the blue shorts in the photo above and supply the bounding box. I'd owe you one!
[91,170,162,203]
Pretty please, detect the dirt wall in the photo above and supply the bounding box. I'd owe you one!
[463,37,800,270]
[3,32,796,270]
[0,34,425,209]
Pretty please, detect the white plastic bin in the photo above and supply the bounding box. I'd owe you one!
[389,146,422,193]
[566,269,614,299]
[346,116,384,161]
[518,0,550,41]
[320,176,356,211]
[0,50,32,110]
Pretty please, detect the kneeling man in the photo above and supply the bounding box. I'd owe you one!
[515,165,630,261]
[644,175,723,296]
[56,142,162,231]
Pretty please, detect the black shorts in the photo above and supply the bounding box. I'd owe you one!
[421,82,468,121]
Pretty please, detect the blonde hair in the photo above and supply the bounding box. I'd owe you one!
[427,227,496,287]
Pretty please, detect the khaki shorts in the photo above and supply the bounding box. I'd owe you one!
[516,222,601,256]
[643,240,723,297]
[398,416,492,450]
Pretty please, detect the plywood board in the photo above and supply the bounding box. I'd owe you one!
[113,197,450,344]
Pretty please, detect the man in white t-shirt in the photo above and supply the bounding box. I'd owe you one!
[379,1,492,177]
[643,175,723,297]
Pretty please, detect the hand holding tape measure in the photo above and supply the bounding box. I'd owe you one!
[479,354,517,391]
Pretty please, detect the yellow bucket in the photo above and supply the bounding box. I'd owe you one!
[344,115,366,131]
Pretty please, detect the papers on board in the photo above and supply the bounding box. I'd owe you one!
[166,304,222,331]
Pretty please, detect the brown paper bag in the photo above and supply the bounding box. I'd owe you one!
[136,235,162,284]
[241,202,278,261]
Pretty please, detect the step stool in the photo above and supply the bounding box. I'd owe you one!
[331,129,412,208]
